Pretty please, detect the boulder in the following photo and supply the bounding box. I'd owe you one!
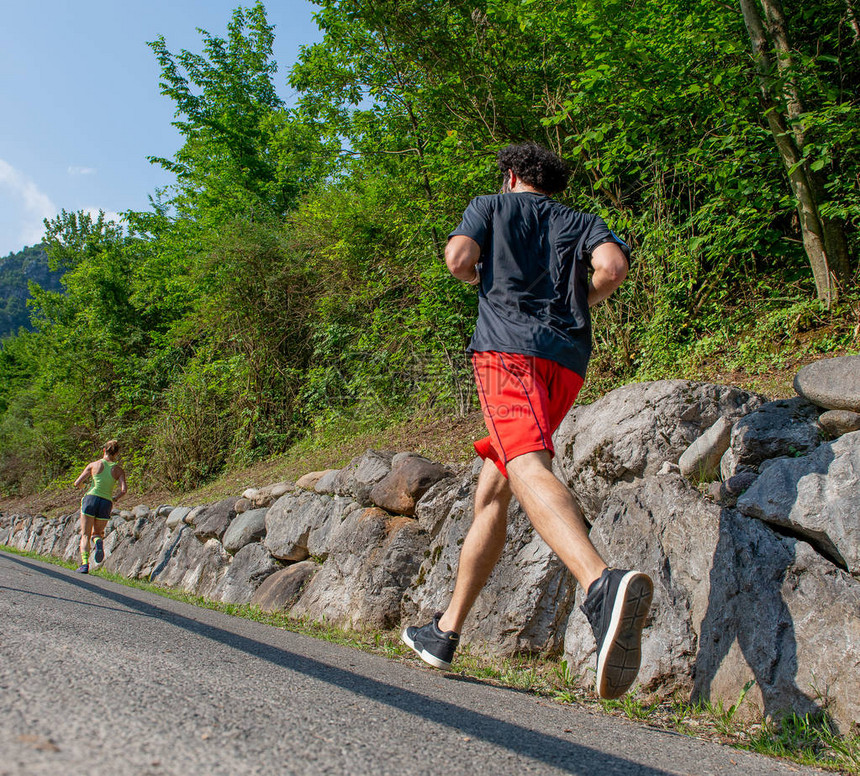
[370,453,452,516]
[794,355,860,412]
[132,504,151,520]
[291,508,428,630]
[156,505,173,517]
[404,471,577,656]
[819,409,860,438]
[243,481,294,509]
[264,492,359,562]
[555,380,763,518]
[101,516,173,580]
[233,498,252,514]
[710,470,759,507]
[222,508,268,555]
[333,450,394,505]
[250,561,319,612]
[720,397,822,480]
[153,528,231,599]
[297,469,337,491]
[185,506,204,525]
[213,543,282,604]
[562,473,860,730]
[737,431,860,575]
[166,507,191,530]
[678,416,733,482]
[314,469,340,495]
[191,498,238,542]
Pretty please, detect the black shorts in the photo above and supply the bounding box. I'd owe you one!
[81,495,112,521]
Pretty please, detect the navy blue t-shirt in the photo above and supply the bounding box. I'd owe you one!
[450,191,629,378]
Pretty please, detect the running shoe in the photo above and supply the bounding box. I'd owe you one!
[74,564,89,574]
[93,538,104,564]
[401,613,460,670]
[581,568,653,700]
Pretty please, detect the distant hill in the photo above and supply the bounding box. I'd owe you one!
[0,245,65,339]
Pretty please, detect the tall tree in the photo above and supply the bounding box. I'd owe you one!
[739,0,853,306]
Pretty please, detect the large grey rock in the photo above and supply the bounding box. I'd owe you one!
[404,471,577,656]
[556,380,763,517]
[250,561,320,612]
[314,469,340,495]
[264,492,359,562]
[153,529,231,598]
[101,516,173,580]
[564,475,722,699]
[678,416,733,482]
[222,508,268,554]
[132,504,151,520]
[563,473,860,730]
[737,431,860,575]
[191,498,238,542]
[333,450,394,505]
[291,508,427,630]
[213,543,282,604]
[166,507,191,530]
[819,409,860,438]
[720,397,822,480]
[370,454,451,516]
[794,355,860,412]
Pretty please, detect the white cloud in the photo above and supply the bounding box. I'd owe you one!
[67,165,96,176]
[0,158,57,248]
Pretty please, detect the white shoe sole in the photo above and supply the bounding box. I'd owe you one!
[595,571,653,700]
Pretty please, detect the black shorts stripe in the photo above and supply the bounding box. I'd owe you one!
[497,353,548,450]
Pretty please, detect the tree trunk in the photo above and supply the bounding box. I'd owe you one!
[739,0,851,307]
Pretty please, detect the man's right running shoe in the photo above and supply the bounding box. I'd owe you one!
[401,613,460,670]
[93,538,104,564]
[581,568,653,700]
[74,564,89,574]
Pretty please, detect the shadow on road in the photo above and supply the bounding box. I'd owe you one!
[4,552,676,776]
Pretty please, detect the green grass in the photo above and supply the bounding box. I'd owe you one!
[3,542,858,774]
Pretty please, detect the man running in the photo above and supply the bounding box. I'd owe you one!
[402,143,653,700]
[72,440,127,573]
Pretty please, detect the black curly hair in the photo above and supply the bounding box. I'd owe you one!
[497,143,570,195]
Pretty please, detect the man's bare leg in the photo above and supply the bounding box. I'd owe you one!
[505,450,606,591]
[437,460,511,633]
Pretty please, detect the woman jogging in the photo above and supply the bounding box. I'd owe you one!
[72,439,127,573]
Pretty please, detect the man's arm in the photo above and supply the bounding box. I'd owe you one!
[588,242,628,307]
[445,235,481,285]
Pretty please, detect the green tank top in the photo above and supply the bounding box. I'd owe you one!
[87,460,117,500]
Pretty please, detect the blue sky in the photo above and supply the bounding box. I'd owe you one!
[0,1,323,257]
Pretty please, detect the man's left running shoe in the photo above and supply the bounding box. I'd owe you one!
[74,564,89,574]
[581,568,653,700]
[93,538,104,564]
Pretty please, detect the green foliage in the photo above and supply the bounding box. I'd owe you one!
[0,0,858,496]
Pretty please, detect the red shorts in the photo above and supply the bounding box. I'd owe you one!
[472,351,584,478]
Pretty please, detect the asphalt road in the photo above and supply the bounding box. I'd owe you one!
[0,551,826,776]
